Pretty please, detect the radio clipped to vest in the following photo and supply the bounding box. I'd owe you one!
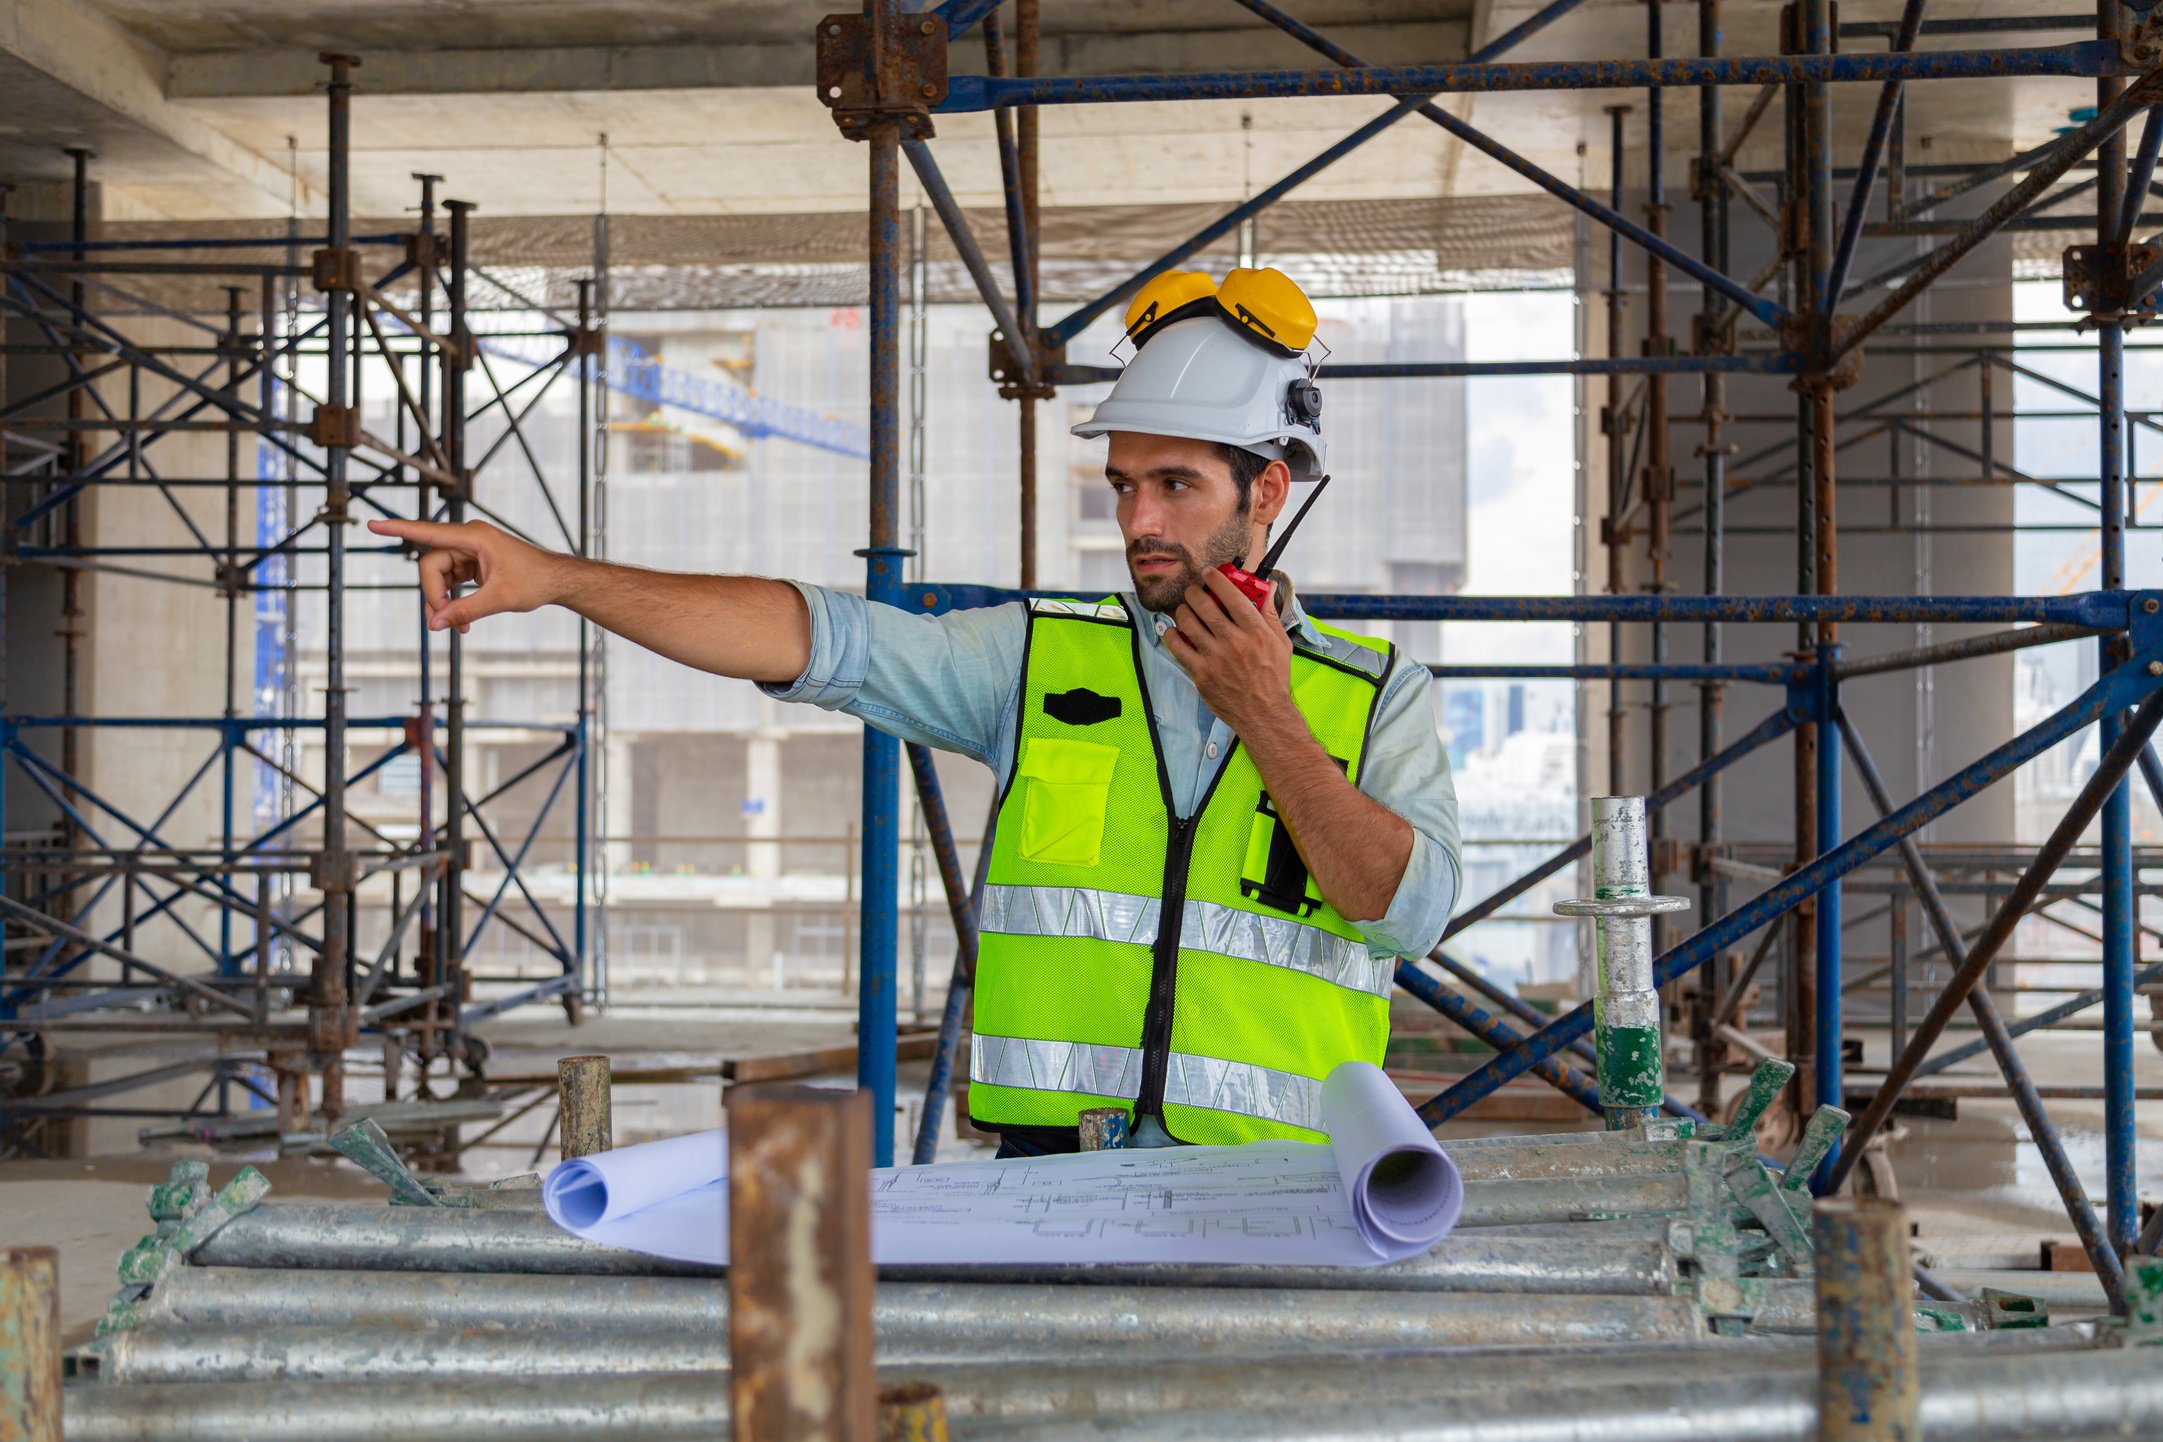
[1241,792,1323,917]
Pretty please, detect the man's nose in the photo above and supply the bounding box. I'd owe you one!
[1123,491,1165,538]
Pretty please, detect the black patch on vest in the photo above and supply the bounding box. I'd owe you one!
[1043,688,1122,727]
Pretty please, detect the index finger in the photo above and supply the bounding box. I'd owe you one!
[367,518,478,549]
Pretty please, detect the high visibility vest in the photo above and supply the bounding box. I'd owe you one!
[968,596,1399,1145]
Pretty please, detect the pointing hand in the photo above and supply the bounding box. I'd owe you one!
[365,518,566,633]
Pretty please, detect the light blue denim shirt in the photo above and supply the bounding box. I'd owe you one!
[761,578,1461,959]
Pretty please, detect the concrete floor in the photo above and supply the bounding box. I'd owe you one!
[7,1008,2160,1345]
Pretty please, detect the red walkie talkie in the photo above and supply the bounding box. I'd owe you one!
[1217,474,1331,609]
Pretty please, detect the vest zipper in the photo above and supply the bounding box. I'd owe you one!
[1134,813,1197,1125]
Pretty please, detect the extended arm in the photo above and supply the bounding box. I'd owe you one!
[366,519,810,685]
[1166,569,1414,924]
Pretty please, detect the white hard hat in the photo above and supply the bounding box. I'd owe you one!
[1071,270,1326,483]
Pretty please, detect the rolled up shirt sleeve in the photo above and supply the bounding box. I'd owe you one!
[758,581,1026,770]
[1348,661,1462,960]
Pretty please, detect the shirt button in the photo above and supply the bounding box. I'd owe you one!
[1206,742,1219,758]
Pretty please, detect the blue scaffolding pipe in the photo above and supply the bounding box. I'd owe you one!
[861,125,906,1168]
[1045,353,1799,385]
[1413,658,2163,1128]
[0,715,571,732]
[981,10,1035,327]
[1813,647,1844,1184]
[907,585,2134,629]
[1820,0,1929,342]
[902,139,1034,380]
[1038,103,1434,349]
[939,43,2133,113]
[15,233,402,253]
[978,0,1599,354]
[1040,15,1789,347]
[933,0,1006,42]
[1913,956,2163,1080]
[1392,959,1606,1115]
[1440,705,1801,942]
[1427,661,1795,683]
[1208,0,1786,335]
[2117,106,2163,251]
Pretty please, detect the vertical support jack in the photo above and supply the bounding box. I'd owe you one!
[1557,796,1691,1129]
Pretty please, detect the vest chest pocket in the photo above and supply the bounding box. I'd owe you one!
[1015,737,1120,867]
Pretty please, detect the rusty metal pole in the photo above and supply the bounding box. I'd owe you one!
[311,52,361,1124]
[1812,1197,1920,1442]
[1802,0,1843,1175]
[443,197,475,1077]
[56,148,89,918]
[1783,0,1818,1132]
[1604,106,1630,796]
[1691,0,1731,1120]
[1642,0,1673,964]
[728,1084,875,1442]
[1015,0,1041,591]
[556,1055,613,1160]
[0,1246,60,1442]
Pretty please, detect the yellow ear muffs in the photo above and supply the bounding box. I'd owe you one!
[1123,270,1220,349]
[1215,266,1318,356]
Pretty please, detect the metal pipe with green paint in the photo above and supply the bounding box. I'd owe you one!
[1556,796,1692,1129]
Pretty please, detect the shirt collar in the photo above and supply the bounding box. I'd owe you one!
[1128,570,1325,650]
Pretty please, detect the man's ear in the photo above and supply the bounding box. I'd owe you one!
[1252,458,1294,529]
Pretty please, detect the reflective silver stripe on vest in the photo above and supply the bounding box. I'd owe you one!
[969,1034,1324,1132]
[1297,629,1389,680]
[1029,597,1129,624]
[969,1033,1145,1100]
[979,884,1393,998]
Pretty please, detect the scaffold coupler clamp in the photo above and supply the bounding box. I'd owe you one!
[817,5,947,142]
[1555,796,1691,1131]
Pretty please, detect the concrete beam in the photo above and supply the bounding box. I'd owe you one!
[167,23,1469,99]
[0,0,411,219]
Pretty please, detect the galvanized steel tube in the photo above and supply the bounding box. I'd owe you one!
[82,1326,2086,1392]
[1579,797,1667,1127]
[1444,1136,1686,1182]
[135,1270,1704,1354]
[956,1348,2163,1441]
[882,1230,1679,1295]
[184,1173,1691,1274]
[85,1330,1756,1389]
[63,1345,2163,1442]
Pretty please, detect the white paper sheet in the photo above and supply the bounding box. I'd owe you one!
[542,1060,1461,1269]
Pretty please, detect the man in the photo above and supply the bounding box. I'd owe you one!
[370,266,1460,1157]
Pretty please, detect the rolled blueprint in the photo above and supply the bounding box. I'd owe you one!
[543,1128,726,1230]
[543,1061,1463,1269]
[1321,1061,1464,1259]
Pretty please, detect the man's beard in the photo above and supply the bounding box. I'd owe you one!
[1128,508,1252,614]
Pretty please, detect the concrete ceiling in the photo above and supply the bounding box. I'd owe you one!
[0,0,2114,225]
